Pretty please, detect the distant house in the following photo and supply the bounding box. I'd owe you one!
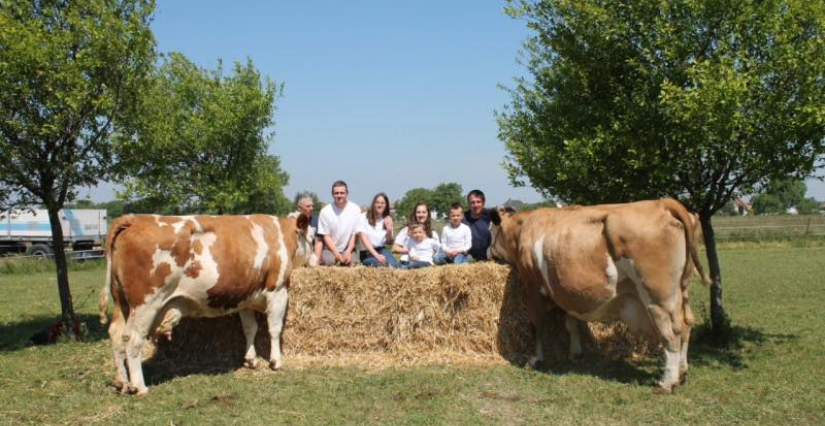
[733,198,753,216]
[819,202,825,214]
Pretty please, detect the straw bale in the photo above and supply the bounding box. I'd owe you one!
[151,263,654,369]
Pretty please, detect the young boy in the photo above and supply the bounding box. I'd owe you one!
[402,223,440,269]
[435,203,473,265]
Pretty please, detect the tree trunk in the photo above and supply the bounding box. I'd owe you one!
[47,208,78,340]
[699,214,729,337]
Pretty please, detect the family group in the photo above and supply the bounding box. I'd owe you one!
[291,181,492,269]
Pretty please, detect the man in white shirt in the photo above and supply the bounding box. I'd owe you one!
[317,180,361,266]
[434,203,472,265]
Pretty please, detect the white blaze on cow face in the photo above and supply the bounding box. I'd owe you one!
[250,222,268,270]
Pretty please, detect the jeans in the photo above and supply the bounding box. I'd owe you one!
[402,260,432,270]
[360,247,399,268]
[433,252,471,265]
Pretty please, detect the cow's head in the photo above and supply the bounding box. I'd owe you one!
[488,206,516,263]
[293,213,317,267]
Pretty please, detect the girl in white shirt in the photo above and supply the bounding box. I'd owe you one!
[402,223,441,269]
[356,193,398,268]
[393,202,438,264]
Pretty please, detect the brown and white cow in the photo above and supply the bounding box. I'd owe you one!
[98,214,313,395]
[488,198,710,392]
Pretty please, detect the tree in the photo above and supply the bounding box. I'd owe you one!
[752,178,819,215]
[0,0,155,339]
[116,53,288,215]
[430,182,465,218]
[394,188,434,223]
[498,0,825,335]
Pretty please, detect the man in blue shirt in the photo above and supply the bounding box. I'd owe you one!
[462,189,492,261]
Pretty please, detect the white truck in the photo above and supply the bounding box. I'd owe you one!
[0,208,108,257]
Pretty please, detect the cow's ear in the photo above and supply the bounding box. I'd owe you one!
[296,213,309,233]
[491,207,502,226]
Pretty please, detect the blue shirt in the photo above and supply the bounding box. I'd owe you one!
[463,209,491,261]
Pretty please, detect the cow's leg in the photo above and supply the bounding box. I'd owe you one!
[265,286,289,370]
[679,291,694,383]
[107,303,129,393]
[239,310,260,369]
[524,284,548,369]
[123,306,158,395]
[565,314,584,360]
[646,303,683,393]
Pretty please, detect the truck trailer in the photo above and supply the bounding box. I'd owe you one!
[0,209,108,256]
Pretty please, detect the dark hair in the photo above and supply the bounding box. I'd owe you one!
[367,192,391,227]
[449,202,463,211]
[407,202,434,238]
[331,180,348,194]
[467,189,485,203]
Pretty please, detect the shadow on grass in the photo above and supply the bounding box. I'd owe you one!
[689,322,798,370]
[141,314,267,386]
[0,314,108,351]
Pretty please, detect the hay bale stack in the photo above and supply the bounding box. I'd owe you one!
[152,263,652,368]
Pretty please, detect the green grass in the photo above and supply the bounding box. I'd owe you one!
[1,248,823,425]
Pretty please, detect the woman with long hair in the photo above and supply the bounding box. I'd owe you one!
[356,192,398,267]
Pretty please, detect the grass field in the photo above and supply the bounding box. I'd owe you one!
[1,247,823,425]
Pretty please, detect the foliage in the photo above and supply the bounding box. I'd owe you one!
[394,183,464,220]
[0,0,156,207]
[752,178,820,215]
[394,188,434,221]
[116,52,288,215]
[498,0,825,214]
[0,0,156,338]
[430,182,465,218]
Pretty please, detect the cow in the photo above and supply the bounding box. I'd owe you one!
[98,214,314,395]
[487,198,710,393]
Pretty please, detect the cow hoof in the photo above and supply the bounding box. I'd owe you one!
[127,385,149,396]
[653,384,674,395]
[243,358,260,369]
[679,370,688,385]
[269,360,282,371]
[112,381,127,393]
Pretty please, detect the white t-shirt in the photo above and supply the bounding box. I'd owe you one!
[355,212,390,248]
[317,201,361,252]
[394,226,438,248]
[440,223,472,253]
[405,237,440,264]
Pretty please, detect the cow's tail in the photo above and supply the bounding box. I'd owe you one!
[99,215,134,325]
[664,199,712,289]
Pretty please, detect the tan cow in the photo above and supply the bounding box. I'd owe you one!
[488,198,710,392]
[98,214,313,395]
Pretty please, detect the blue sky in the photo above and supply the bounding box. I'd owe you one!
[81,0,824,206]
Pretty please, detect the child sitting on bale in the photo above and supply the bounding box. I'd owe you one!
[402,223,440,269]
